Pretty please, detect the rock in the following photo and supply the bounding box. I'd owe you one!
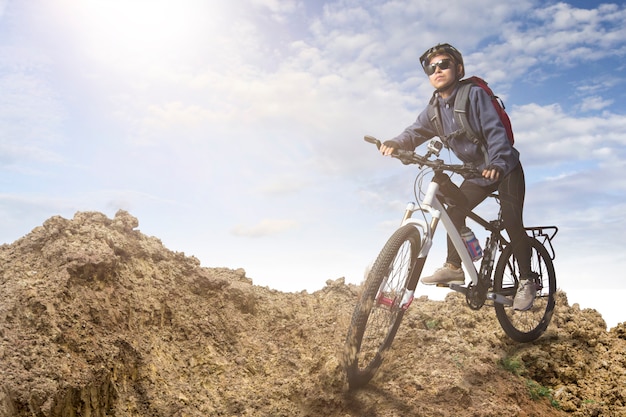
[0,211,624,416]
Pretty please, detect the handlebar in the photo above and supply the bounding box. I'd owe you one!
[364,135,480,178]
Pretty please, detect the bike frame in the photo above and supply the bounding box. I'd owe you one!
[401,178,482,286]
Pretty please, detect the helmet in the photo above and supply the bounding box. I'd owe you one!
[419,43,465,79]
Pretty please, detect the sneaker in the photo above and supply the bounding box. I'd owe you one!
[421,263,465,286]
[513,279,536,311]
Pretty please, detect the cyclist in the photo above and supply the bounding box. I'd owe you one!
[380,43,535,311]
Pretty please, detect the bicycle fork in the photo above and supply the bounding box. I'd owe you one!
[397,202,437,310]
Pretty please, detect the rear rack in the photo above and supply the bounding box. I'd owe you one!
[525,226,558,260]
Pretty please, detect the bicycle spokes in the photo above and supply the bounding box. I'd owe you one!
[493,238,556,342]
[344,225,421,389]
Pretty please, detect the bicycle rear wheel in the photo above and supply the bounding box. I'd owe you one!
[493,237,556,342]
[343,224,421,389]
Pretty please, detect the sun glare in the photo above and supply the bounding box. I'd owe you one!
[61,0,224,69]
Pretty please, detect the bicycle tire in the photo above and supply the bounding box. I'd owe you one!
[493,237,556,342]
[344,224,421,389]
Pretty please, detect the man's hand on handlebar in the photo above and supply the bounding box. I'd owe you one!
[380,143,395,156]
[482,166,501,181]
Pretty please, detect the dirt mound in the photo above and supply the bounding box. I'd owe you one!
[0,210,624,416]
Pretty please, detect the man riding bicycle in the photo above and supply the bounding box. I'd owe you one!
[379,43,535,311]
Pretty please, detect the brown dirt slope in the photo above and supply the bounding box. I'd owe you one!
[0,210,625,417]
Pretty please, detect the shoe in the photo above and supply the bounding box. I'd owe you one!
[421,263,465,286]
[513,279,536,311]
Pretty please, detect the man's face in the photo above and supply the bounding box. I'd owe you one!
[426,53,458,91]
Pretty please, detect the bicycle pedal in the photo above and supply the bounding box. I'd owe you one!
[448,283,469,295]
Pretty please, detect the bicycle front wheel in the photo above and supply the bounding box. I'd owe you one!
[344,224,421,390]
[493,237,556,342]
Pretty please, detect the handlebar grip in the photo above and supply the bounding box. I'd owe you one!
[364,135,381,148]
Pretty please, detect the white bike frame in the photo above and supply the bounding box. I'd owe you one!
[400,179,480,286]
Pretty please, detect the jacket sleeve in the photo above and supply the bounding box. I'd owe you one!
[469,87,517,174]
[386,107,437,151]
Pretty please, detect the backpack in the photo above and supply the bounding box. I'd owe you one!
[427,76,514,154]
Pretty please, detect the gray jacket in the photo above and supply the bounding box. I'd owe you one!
[388,84,520,186]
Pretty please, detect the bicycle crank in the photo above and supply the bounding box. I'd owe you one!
[465,282,489,310]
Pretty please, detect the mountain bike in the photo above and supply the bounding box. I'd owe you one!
[343,136,558,390]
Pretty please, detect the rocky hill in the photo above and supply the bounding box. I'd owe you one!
[0,210,625,417]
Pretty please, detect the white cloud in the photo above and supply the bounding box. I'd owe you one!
[511,102,626,166]
[258,177,310,196]
[231,218,299,237]
[250,0,301,21]
[579,96,613,112]
[0,67,66,174]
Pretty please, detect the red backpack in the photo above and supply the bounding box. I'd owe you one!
[428,76,514,149]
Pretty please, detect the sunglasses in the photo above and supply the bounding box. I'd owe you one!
[424,59,453,76]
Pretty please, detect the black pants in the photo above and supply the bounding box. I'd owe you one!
[446,163,531,277]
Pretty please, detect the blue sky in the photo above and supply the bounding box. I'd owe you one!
[1,0,625,328]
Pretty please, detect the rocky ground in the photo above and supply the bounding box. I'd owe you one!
[0,210,625,417]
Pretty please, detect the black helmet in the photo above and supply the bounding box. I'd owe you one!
[419,43,465,79]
